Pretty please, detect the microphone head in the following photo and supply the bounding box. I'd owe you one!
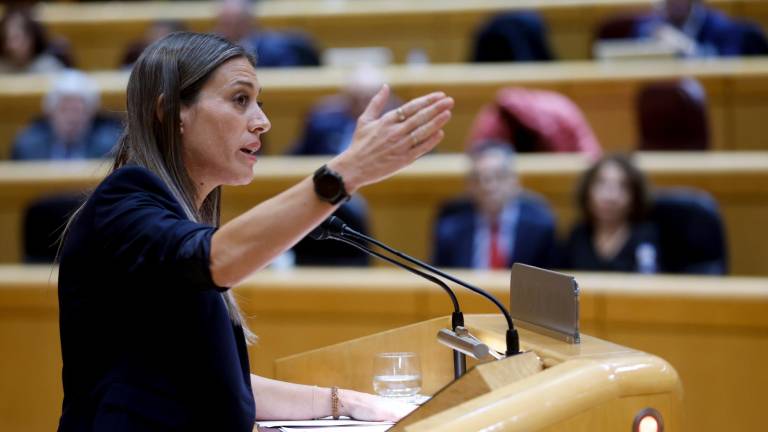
[308,216,348,241]
[308,225,329,240]
[325,216,348,236]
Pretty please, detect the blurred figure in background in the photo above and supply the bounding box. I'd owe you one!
[634,0,768,57]
[470,11,554,62]
[0,7,65,73]
[119,20,187,69]
[11,69,122,160]
[432,141,557,270]
[468,87,602,159]
[561,154,660,273]
[292,64,396,155]
[213,0,320,68]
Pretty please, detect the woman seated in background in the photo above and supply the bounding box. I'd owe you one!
[561,154,660,273]
[0,7,65,74]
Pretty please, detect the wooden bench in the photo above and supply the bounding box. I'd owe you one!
[1,151,766,275]
[0,264,765,431]
[1,57,768,159]
[14,0,768,69]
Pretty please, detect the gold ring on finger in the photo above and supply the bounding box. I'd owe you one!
[396,107,406,122]
[409,132,420,148]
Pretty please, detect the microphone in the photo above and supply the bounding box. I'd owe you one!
[312,216,520,357]
[310,219,469,377]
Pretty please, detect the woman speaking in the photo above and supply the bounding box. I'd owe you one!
[57,32,453,431]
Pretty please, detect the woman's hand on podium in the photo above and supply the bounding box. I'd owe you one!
[340,388,418,422]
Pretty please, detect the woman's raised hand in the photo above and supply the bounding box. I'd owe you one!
[328,85,454,193]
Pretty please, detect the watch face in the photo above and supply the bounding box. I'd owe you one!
[314,165,349,204]
[316,174,342,199]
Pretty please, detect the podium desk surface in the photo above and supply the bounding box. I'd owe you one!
[274,314,682,432]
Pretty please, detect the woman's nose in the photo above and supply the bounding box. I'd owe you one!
[248,108,271,134]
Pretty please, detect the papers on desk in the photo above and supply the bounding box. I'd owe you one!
[255,418,394,432]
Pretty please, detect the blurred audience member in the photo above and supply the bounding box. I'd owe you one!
[120,20,187,69]
[292,196,371,267]
[634,0,768,57]
[468,87,602,159]
[0,7,65,73]
[291,64,396,155]
[636,78,709,150]
[432,141,556,269]
[561,154,660,273]
[213,0,320,67]
[11,69,123,160]
[471,11,554,62]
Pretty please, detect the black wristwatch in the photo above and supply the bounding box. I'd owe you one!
[313,164,350,205]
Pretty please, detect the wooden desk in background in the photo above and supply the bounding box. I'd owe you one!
[14,0,768,69]
[1,58,768,159]
[1,265,765,432]
[1,152,767,275]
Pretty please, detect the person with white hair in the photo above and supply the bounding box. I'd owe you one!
[11,69,123,160]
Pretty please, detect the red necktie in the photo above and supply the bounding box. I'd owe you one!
[489,222,506,269]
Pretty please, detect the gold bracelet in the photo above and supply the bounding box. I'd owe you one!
[331,386,343,419]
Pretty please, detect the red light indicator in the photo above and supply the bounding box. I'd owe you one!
[632,407,664,432]
[638,415,659,432]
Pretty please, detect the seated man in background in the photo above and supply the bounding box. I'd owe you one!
[11,69,123,160]
[213,0,320,68]
[119,20,187,69]
[432,141,557,270]
[634,0,768,57]
[291,64,398,155]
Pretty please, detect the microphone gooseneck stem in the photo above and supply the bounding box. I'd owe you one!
[333,236,462,314]
[341,227,520,356]
[333,235,468,376]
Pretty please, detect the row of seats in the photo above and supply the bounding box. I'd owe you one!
[5,0,768,69]
[3,57,764,160]
[19,152,729,277]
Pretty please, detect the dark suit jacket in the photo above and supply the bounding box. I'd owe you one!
[291,100,356,155]
[58,166,254,431]
[634,7,768,57]
[432,195,556,269]
[12,116,123,160]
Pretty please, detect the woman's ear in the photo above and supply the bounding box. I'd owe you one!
[155,93,165,123]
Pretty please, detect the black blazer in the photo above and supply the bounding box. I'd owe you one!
[432,194,557,269]
[58,166,254,431]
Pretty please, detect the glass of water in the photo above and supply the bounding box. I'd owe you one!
[372,352,422,398]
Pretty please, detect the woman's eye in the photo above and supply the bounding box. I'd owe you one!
[257,100,264,108]
[235,94,249,106]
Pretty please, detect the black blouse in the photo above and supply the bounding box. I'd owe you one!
[561,222,660,273]
[58,166,254,431]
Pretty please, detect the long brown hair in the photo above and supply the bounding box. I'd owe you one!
[575,153,651,227]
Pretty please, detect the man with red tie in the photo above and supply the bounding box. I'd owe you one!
[432,141,557,270]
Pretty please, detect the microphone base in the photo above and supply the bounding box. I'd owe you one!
[505,328,521,356]
[452,312,467,378]
[453,350,467,379]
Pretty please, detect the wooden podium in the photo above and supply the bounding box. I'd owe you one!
[274,314,682,431]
